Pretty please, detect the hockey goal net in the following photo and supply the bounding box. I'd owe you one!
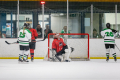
[47,33,89,61]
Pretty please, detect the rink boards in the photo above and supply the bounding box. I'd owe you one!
[0,38,120,59]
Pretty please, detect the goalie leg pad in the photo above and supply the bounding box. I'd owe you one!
[52,49,56,57]
[62,54,65,61]
[50,49,58,62]
[64,45,71,61]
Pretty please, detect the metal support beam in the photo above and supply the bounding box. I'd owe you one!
[81,12,85,38]
[67,0,69,33]
[49,14,51,29]
[91,4,93,38]
[42,4,44,39]
[17,0,19,36]
[11,12,12,38]
[115,5,118,30]
[33,11,38,29]
[99,13,103,34]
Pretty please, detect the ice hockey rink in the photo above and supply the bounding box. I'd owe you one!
[0,59,120,80]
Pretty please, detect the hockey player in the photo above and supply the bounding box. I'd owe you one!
[18,23,31,62]
[27,23,38,61]
[51,33,74,62]
[101,23,118,62]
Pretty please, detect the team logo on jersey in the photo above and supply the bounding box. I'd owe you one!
[59,42,63,46]
[19,32,26,38]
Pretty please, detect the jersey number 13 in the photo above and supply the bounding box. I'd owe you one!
[19,32,25,38]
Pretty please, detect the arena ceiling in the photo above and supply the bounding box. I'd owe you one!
[0,1,120,13]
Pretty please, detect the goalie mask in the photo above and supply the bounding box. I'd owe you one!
[54,33,60,39]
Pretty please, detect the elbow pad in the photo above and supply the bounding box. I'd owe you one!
[112,29,117,33]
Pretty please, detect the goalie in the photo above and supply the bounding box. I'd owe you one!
[101,23,118,62]
[51,33,74,62]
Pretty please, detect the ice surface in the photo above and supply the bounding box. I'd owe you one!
[0,59,120,80]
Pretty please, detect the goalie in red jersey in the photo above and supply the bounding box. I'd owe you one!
[51,33,74,62]
[27,23,38,61]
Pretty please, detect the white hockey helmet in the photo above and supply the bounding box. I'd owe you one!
[54,33,60,39]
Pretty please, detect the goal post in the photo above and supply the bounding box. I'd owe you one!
[48,33,89,61]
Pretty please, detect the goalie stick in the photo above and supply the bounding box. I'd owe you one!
[5,36,47,45]
[36,36,47,42]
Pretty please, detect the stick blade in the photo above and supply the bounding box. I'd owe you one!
[5,41,10,44]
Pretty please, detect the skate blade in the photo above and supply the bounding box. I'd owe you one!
[31,60,34,62]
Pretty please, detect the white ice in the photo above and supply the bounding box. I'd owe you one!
[0,59,120,80]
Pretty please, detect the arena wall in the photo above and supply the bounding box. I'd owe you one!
[0,38,120,59]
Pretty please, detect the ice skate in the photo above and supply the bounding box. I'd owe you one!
[31,56,34,62]
[18,57,23,62]
[65,60,70,62]
[114,56,117,62]
[106,56,109,62]
[23,58,29,62]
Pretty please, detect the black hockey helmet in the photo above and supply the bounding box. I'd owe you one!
[24,23,28,27]
[23,23,30,29]
[106,23,111,29]
[27,23,31,28]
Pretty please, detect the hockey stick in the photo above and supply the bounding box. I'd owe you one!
[115,44,120,52]
[5,41,17,45]
[36,35,47,42]
[5,36,47,45]
[55,55,61,62]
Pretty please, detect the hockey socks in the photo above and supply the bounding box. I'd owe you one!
[106,53,109,62]
[23,54,29,62]
[30,49,34,58]
[112,53,117,61]
[19,54,23,62]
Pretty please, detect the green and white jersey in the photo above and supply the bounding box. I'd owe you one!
[18,29,31,46]
[60,30,70,38]
[101,28,117,44]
